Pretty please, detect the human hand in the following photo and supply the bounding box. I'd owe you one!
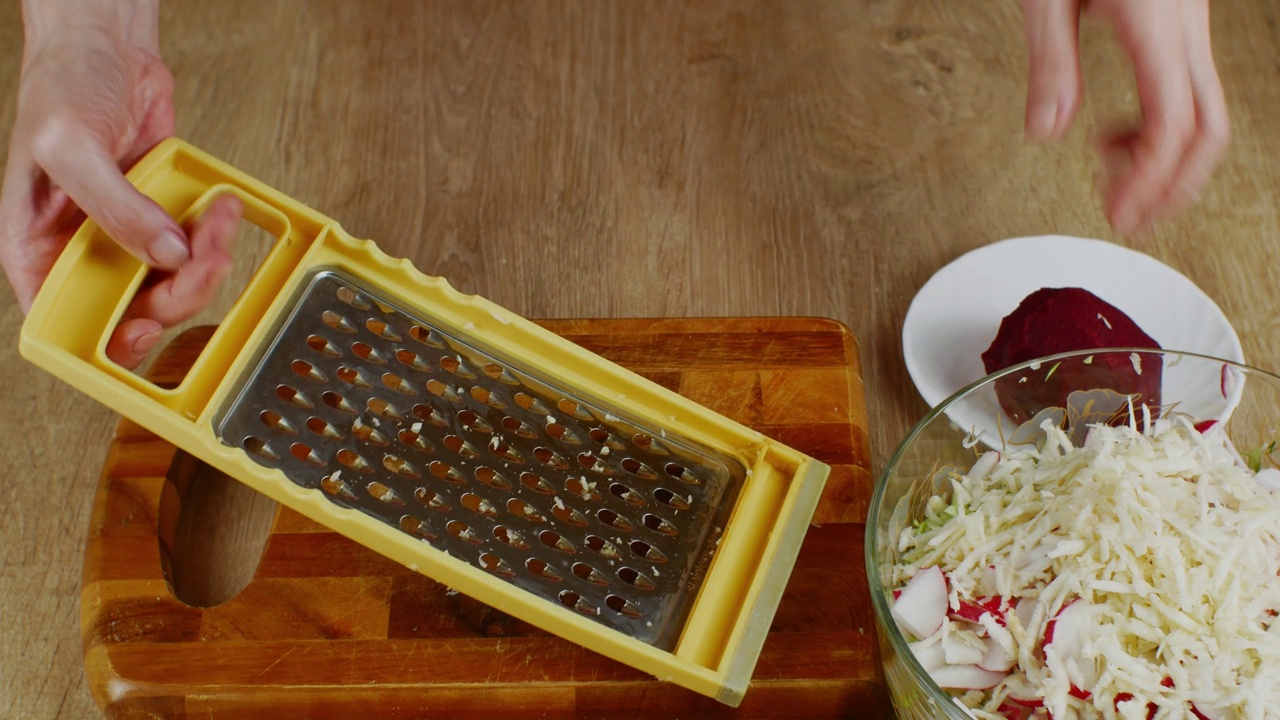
[1022,0,1230,233]
[0,0,241,368]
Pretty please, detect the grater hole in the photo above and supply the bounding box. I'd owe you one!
[322,391,358,414]
[609,483,646,507]
[412,404,450,428]
[336,448,373,473]
[336,366,372,388]
[415,487,451,512]
[474,466,513,491]
[482,362,520,385]
[367,481,404,505]
[322,310,358,334]
[520,472,557,495]
[493,525,529,549]
[289,442,325,466]
[618,566,657,590]
[352,419,389,446]
[351,342,386,365]
[642,513,678,536]
[577,452,610,475]
[439,355,476,379]
[275,384,314,409]
[527,558,563,582]
[321,472,357,499]
[383,454,420,478]
[306,334,342,358]
[306,417,344,441]
[429,460,466,485]
[382,372,416,395]
[470,386,506,409]
[443,435,480,459]
[653,487,692,511]
[291,359,327,383]
[243,436,280,461]
[400,514,436,540]
[394,349,430,372]
[336,286,371,310]
[366,318,403,342]
[514,392,550,414]
[508,499,547,523]
[460,492,498,517]
[551,501,589,527]
[259,410,295,434]
[597,508,634,532]
[488,437,525,464]
[585,534,621,559]
[480,553,515,577]
[558,590,595,615]
[572,562,610,586]
[566,477,602,502]
[556,399,594,421]
[446,520,482,545]
[546,422,581,445]
[622,458,658,481]
[367,397,403,420]
[409,325,447,349]
[606,594,644,618]
[665,463,700,485]
[457,409,493,434]
[633,433,670,456]
[425,379,462,403]
[500,416,536,439]
[534,447,568,469]
[539,530,576,555]
[629,540,668,564]
[397,428,435,453]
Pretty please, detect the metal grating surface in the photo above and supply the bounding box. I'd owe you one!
[214,269,747,648]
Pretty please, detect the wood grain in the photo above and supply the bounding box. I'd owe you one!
[82,320,878,718]
[3,1,1280,717]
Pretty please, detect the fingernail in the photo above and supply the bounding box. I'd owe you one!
[1027,99,1059,140]
[132,329,162,357]
[149,230,190,268]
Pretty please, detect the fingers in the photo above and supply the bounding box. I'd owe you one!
[1023,0,1084,140]
[1160,0,1230,215]
[126,193,240,327]
[31,124,191,270]
[105,193,241,369]
[0,152,42,311]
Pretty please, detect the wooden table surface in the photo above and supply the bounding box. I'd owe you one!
[3,2,1280,718]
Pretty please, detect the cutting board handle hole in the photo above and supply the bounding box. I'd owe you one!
[162,453,278,608]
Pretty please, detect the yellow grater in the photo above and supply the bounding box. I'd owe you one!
[19,139,829,706]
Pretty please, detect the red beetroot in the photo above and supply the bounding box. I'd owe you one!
[981,287,1162,425]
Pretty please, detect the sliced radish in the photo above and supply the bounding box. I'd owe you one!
[891,566,948,640]
[928,663,1007,690]
[907,634,947,673]
[978,634,1016,672]
[1014,596,1037,631]
[1043,598,1099,691]
[1192,703,1228,720]
[1194,419,1219,434]
[952,596,1009,626]
[969,450,1000,480]
[1068,685,1091,701]
[997,701,1031,720]
[1114,692,1156,720]
[1008,694,1044,708]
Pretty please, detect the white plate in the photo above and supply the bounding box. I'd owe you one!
[902,235,1244,439]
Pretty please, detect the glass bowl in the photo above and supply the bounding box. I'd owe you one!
[865,348,1280,719]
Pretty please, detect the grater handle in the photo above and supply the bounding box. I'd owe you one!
[20,138,335,421]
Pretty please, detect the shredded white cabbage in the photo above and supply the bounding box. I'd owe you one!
[893,416,1280,719]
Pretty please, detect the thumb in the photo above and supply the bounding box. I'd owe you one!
[1022,0,1084,140]
[33,129,190,270]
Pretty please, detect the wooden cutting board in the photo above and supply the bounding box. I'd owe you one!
[82,317,890,719]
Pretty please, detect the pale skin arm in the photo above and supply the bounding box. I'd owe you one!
[0,0,241,368]
[1023,0,1230,234]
